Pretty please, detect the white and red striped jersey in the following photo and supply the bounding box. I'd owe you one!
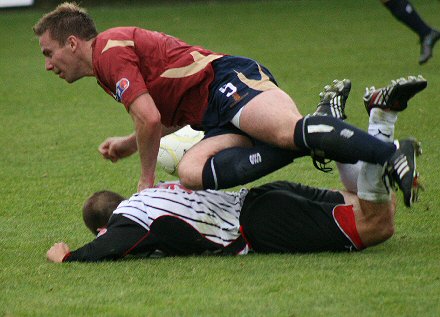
[113,183,248,248]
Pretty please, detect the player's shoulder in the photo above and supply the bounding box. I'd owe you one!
[95,27,170,56]
[94,27,138,55]
[99,27,137,40]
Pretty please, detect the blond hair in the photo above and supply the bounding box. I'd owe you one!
[33,2,98,45]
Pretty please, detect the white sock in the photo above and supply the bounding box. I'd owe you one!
[367,108,397,143]
[357,109,397,202]
[337,161,362,193]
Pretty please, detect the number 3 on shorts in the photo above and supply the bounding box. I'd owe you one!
[219,82,237,97]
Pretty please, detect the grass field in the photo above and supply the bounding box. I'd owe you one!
[1,0,440,316]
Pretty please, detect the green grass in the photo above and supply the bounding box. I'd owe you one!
[1,0,440,316]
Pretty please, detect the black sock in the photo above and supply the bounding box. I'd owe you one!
[293,116,396,165]
[384,0,431,38]
[202,144,303,190]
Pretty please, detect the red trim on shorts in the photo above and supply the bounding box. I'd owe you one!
[333,205,365,250]
[239,225,253,250]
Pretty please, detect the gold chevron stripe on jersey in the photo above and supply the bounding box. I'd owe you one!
[160,51,223,78]
[234,64,277,91]
[101,40,135,53]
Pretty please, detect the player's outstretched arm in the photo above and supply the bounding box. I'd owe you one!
[50,216,152,263]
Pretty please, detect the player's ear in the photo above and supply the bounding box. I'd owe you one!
[66,35,78,51]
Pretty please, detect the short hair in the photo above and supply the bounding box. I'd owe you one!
[33,2,98,45]
[82,190,125,234]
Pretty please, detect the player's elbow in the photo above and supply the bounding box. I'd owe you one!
[135,113,162,134]
[129,94,162,128]
[369,213,395,245]
[143,111,161,127]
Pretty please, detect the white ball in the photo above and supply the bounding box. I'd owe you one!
[157,126,204,176]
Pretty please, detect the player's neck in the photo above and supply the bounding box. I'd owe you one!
[83,38,96,77]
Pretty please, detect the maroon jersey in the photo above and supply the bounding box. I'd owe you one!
[92,27,224,127]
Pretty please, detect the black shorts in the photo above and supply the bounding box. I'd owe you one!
[202,56,278,138]
[239,181,357,253]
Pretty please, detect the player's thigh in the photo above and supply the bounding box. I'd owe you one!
[178,133,252,188]
[239,88,303,149]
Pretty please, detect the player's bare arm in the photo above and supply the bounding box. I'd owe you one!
[129,93,162,191]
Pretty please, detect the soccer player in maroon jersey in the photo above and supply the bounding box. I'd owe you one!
[34,3,424,208]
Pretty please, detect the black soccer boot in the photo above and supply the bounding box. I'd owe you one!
[383,138,422,207]
[312,79,351,172]
[314,79,351,120]
[363,75,427,115]
[419,29,440,65]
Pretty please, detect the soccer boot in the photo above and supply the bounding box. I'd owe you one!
[363,75,427,115]
[383,138,422,207]
[311,79,351,172]
[419,29,440,65]
[314,79,351,120]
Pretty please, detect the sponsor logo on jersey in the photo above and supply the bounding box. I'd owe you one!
[115,78,130,102]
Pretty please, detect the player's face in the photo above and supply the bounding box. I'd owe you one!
[39,31,83,83]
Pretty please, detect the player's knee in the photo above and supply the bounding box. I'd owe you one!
[177,160,203,190]
[258,123,299,149]
[371,213,395,243]
[275,130,298,149]
[178,171,202,190]
[376,219,395,242]
[383,224,395,241]
[275,117,302,149]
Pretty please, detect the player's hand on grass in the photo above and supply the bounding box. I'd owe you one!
[98,135,138,162]
[47,242,70,263]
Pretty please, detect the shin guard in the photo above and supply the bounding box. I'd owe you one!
[202,145,301,190]
[294,115,395,167]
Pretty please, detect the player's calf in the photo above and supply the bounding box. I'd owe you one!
[201,145,300,190]
[293,115,396,172]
